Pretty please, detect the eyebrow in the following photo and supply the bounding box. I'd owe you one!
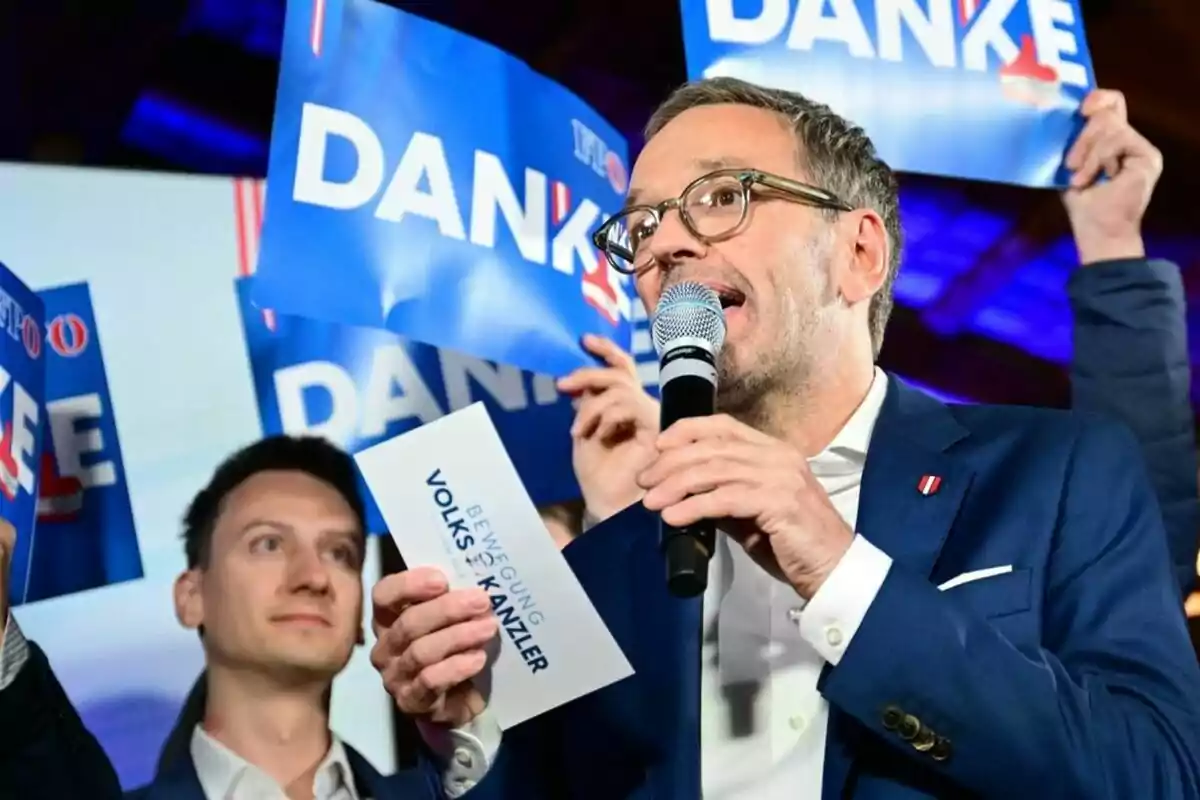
[238,519,362,545]
[239,519,291,536]
[623,157,754,209]
[694,156,752,172]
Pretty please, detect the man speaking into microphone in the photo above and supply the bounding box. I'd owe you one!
[370,77,1200,799]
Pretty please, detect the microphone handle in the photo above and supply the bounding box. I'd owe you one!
[658,346,717,598]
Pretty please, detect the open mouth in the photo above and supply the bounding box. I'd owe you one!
[717,290,745,310]
[696,282,745,311]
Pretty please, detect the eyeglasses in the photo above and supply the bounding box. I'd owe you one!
[591,168,854,275]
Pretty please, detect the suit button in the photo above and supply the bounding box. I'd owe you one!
[930,737,953,762]
[881,705,904,731]
[912,726,937,751]
[899,714,921,741]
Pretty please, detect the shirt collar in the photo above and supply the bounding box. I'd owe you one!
[809,367,888,472]
[190,724,355,799]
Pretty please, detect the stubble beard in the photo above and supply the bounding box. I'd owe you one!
[715,301,819,434]
[713,269,838,436]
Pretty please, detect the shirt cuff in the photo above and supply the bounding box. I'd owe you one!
[797,534,892,666]
[417,710,503,798]
[0,611,31,691]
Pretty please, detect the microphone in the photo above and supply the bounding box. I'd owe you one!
[650,281,727,598]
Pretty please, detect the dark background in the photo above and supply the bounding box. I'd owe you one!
[3,0,1197,412]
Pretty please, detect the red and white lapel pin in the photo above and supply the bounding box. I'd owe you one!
[917,474,942,496]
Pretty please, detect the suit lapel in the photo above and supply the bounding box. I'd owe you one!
[346,744,440,800]
[823,375,975,800]
[346,745,387,799]
[141,741,432,800]
[854,378,973,577]
[141,755,207,800]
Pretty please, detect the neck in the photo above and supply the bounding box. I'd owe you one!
[201,663,333,796]
[750,356,876,458]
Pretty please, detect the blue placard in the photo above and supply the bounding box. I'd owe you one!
[236,277,583,534]
[253,0,636,378]
[679,0,1096,188]
[0,262,45,607]
[26,282,143,603]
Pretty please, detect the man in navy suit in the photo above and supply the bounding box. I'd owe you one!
[372,78,1200,799]
[0,437,442,799]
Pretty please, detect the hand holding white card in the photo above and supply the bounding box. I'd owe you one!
[355,402,634,729]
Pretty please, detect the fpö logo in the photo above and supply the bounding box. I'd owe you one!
[571,119,628,196]
[291,104,636,327]
[46,313,90,358]
[0,286,42,361]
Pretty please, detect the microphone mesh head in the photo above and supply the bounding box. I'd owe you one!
[651,281,727,357]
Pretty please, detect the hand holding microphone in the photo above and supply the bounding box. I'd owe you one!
[639,281,855,600]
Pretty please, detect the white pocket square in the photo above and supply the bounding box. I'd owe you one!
[938,565,1013,591]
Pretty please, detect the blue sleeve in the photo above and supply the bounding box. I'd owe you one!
[0,641,122,799]
[820,418,1200,799]
[1069,258,1199,595]
[464,504,700,799]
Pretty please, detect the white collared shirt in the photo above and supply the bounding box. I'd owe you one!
[436,368,896,799]
[191,725,363,800]
[700,367,892,798]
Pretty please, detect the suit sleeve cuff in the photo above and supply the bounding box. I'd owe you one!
[0,611,30,691]
[797,534,892,666]
[417,711,503,798]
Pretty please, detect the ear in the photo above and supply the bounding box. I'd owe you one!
[174,569,206,631]
[837,208,889,307]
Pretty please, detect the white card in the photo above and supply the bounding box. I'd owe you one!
[355,402,634,729]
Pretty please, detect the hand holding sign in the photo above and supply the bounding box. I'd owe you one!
[370,567,495,727]
[1062,89,1163,264]
[357,404,632,731]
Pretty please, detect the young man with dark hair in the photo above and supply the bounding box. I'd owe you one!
[0,436,445,799]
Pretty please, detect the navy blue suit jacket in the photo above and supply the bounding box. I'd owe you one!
[0,641,125,799]
[125,740,438,800]
[1069,258,1199,595]
[471,377,1200,799]
[0,639,440,799]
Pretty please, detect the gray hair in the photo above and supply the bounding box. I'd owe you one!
[644,77,902,358]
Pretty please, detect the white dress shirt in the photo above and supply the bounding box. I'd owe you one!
[191,725,361,800]
[436,368,896,798]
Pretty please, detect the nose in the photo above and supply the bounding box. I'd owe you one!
[286,546,331,595]
[645,205,706,270]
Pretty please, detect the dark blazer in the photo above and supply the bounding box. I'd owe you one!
[1069,257,1199,595]
[0,640,123,799]
[469,377,1200,799]
[126,739,439,800]
[0,639,440,799]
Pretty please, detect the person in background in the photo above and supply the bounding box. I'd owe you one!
[1063,89,1200,603]
[373,79,1200,799]
[0,516,121,799]
[0,436,445,800]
